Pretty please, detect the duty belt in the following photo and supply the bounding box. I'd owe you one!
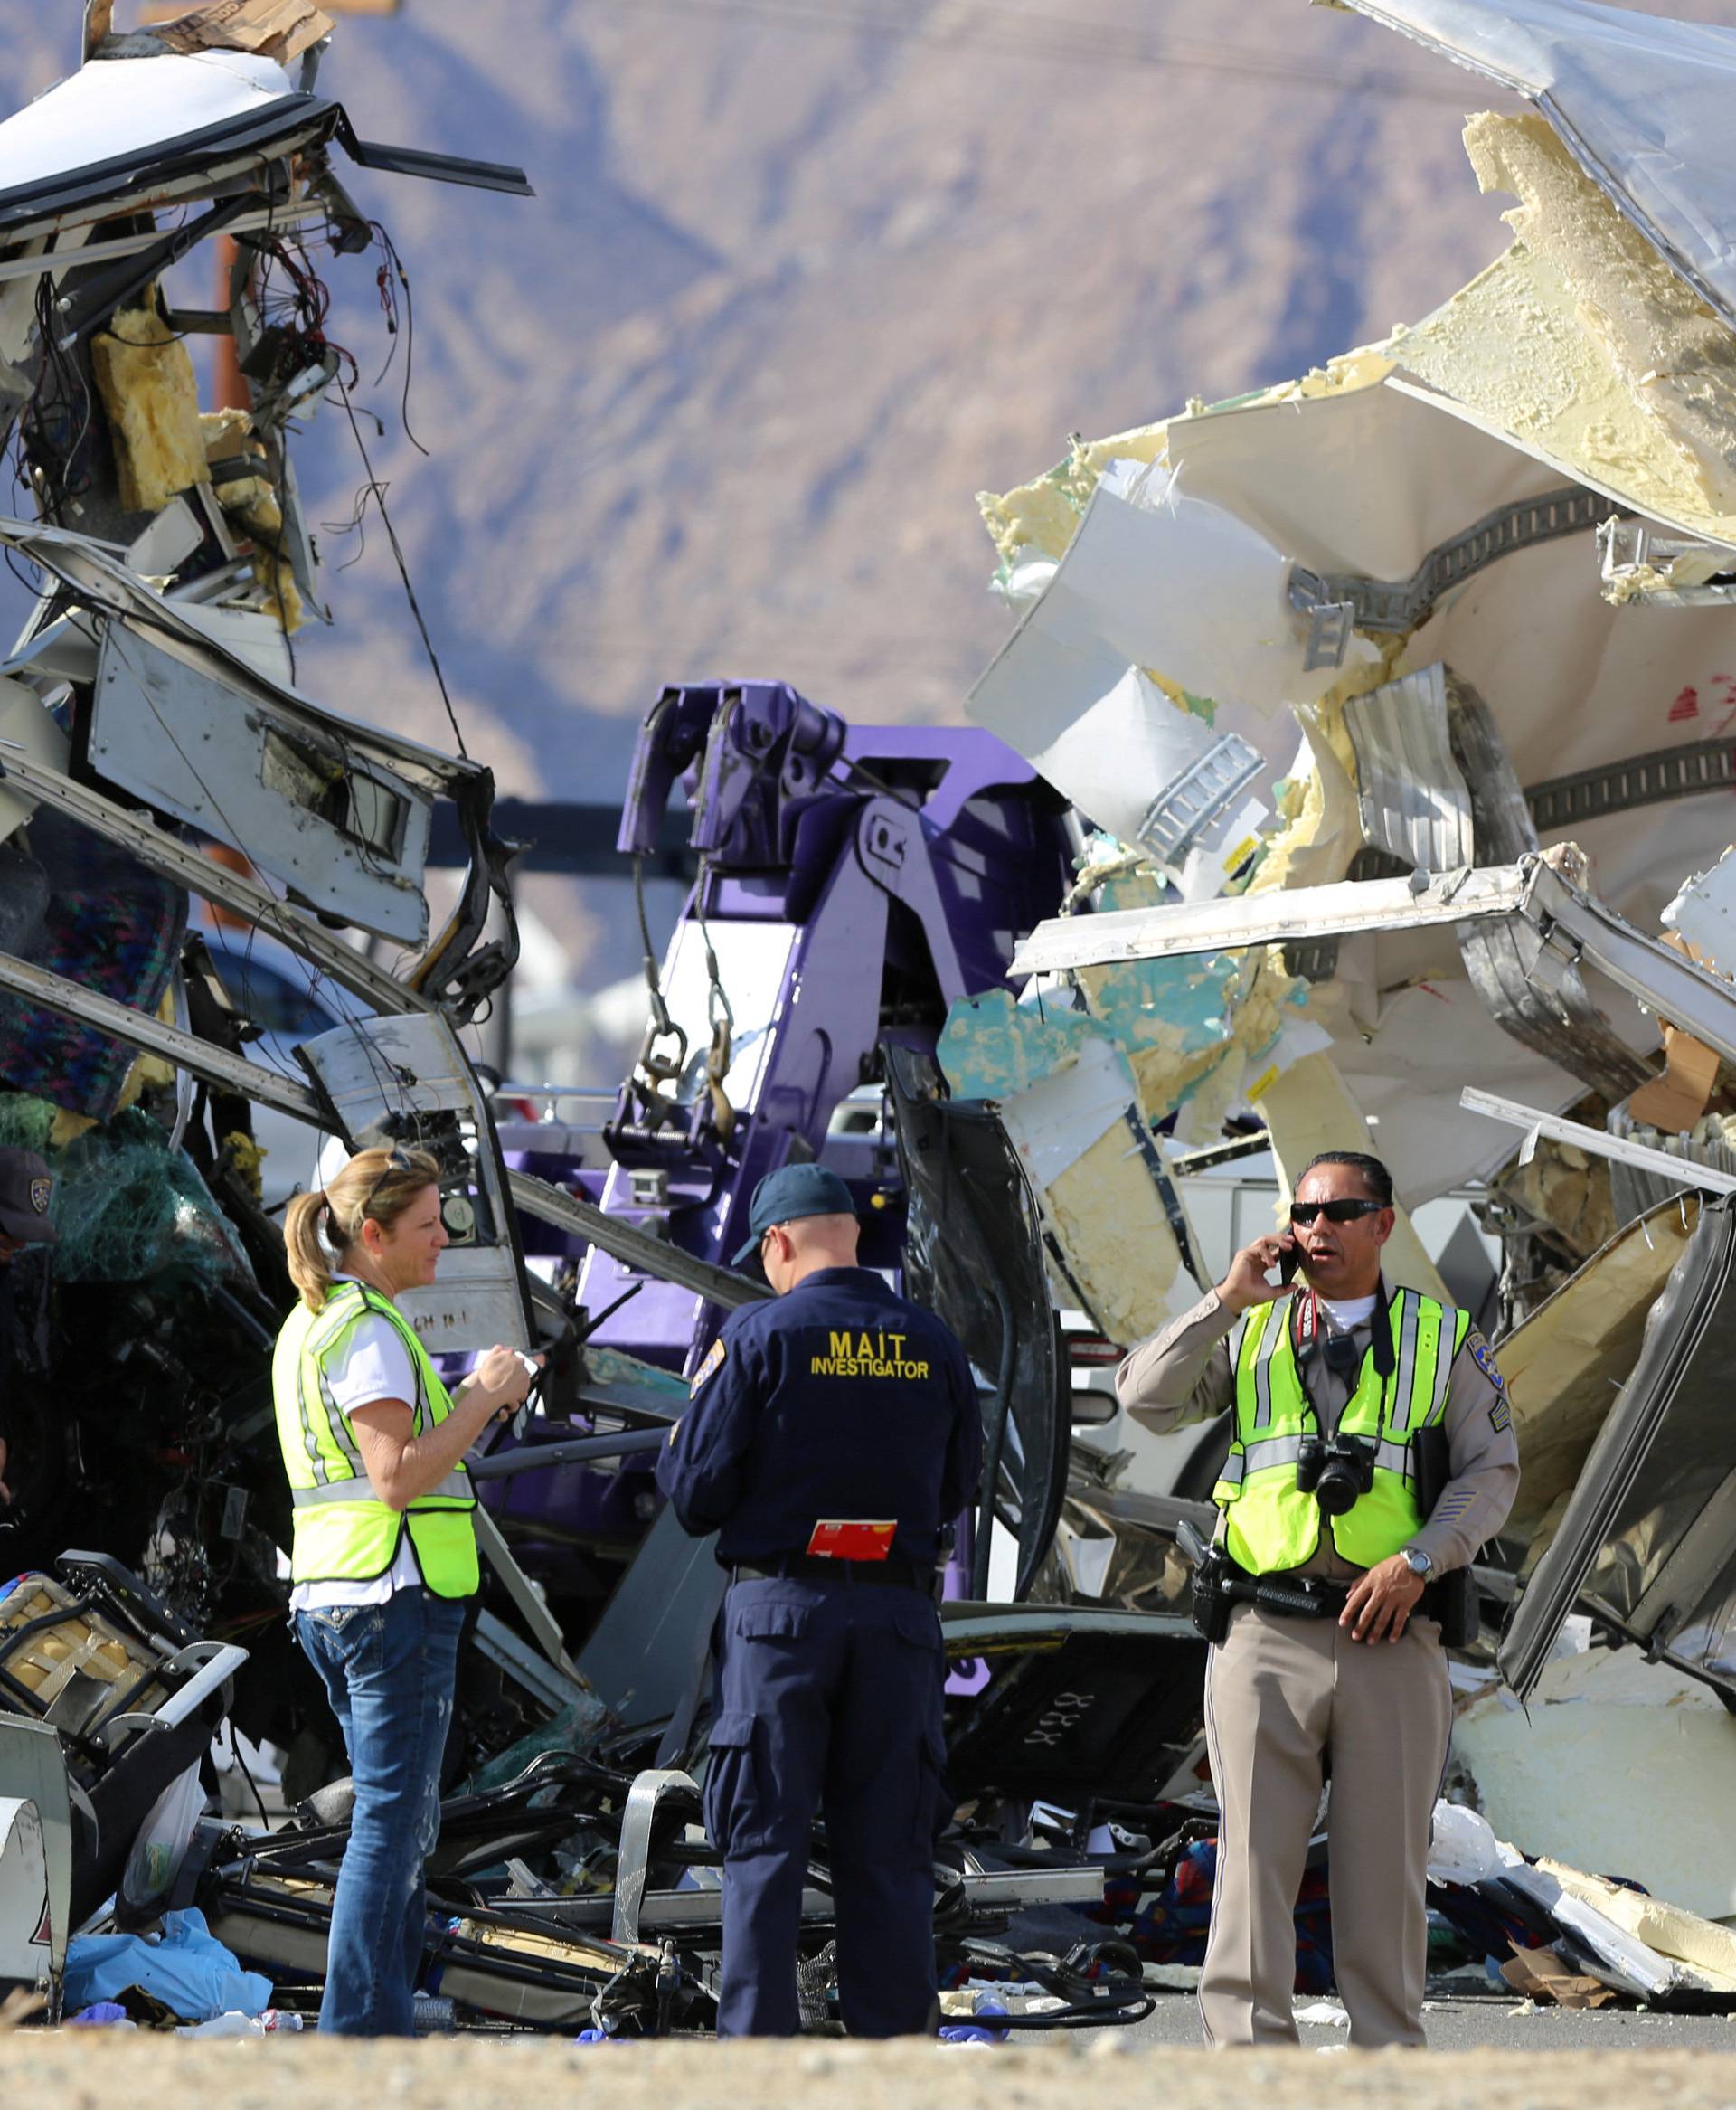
[731,1554,933,1593]
[1227,1565,1466,1625]
[1231,1569,1352,1620]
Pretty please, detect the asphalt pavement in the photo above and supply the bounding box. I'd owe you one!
[1118,1983,1736,2052]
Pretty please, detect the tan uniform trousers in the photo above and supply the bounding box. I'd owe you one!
[1200,1601,1452,2049]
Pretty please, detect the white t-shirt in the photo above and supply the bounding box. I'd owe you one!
[1319,1292,1378,1333]
[289,1278,426,1612]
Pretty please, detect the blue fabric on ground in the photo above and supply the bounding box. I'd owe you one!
[62,1907,271,2020]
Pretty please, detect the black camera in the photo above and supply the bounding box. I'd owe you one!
[1295,1433,1375,1516]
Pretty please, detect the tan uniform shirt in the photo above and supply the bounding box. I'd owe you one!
[1115,1282,1519,1577]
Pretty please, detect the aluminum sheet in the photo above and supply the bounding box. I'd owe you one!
[1344,661,1475,872]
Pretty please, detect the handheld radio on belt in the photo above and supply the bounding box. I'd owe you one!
[1410,1424,1480,1647]
[1177,1519,1349,1642]
[1177,1508,1481,1650]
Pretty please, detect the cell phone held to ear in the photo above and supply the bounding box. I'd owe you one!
[1277,1237,1300,1286]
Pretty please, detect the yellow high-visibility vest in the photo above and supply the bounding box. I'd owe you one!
[1212,1287,1469,1574]
[272,1282,478,1598]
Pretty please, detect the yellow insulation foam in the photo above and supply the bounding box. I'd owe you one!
[90,290,209,516]
[1041,1120,1187,1345]
[1393,115,1736,544]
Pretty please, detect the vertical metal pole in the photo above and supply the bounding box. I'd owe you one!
[212,234,250,412]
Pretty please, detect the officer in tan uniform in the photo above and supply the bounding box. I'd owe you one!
[1118,1150,1518,2049]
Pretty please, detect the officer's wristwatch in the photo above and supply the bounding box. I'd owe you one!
[1401,1546,1433,1579]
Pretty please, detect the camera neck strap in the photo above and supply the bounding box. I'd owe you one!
[1291,1285,1396,1428]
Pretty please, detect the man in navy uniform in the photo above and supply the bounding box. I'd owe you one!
[657,1163,982,2038]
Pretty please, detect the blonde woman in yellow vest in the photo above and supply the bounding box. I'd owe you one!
[1115,1150,1519,2052]
[274,1146,539,2036]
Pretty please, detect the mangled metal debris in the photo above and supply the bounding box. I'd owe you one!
[0,7,1167,2035]
[14,0,1736,2048]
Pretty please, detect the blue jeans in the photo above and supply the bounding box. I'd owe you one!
[293,1590,467,2036]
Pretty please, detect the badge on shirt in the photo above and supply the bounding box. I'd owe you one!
[1466,1329,1506,1392]
[690,1337,726,1396]
[1467,1329,1510,1426]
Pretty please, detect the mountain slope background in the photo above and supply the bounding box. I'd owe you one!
[0,0,1725,985]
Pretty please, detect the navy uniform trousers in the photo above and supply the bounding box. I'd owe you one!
[704,1573,948,2037]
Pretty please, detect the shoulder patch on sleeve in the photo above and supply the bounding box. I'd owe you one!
[690,1336,726,1396]
[1467,1329,1507,1396]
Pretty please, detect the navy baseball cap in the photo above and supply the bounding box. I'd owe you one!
[731,1164,857,1265]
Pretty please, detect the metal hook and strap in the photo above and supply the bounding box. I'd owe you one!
[689,856,736,1141]
[630,853,687,1128]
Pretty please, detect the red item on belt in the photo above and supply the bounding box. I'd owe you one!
[806,1520,897,1560]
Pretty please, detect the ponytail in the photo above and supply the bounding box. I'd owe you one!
[283,1145,441,1312]
[284,1187,336,1311]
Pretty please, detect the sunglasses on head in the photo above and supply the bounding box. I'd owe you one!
[361,1144,419,1219]
[1289,1197,1387,1226]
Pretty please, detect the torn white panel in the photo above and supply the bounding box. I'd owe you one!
[1012,863,1527,978]
[967,469,1366,839]
[165,601,297,688]
[1456,1647,1736,1922]
[978,247,1736,1205]
[0,1795,48,1994]
[1331,0,1736,335]
[0,52,296,203]
[1285,965,1591,1205]
[995,1033,1135,1189]
[124,496,206,582]
[1343,663,1473,873]
[90,620,432,942]
[1015,667,1268,880]
[1662,847,1736,976]
[297,1013,532,1354]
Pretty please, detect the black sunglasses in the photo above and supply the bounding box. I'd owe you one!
[1289,1197,1388,1226]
